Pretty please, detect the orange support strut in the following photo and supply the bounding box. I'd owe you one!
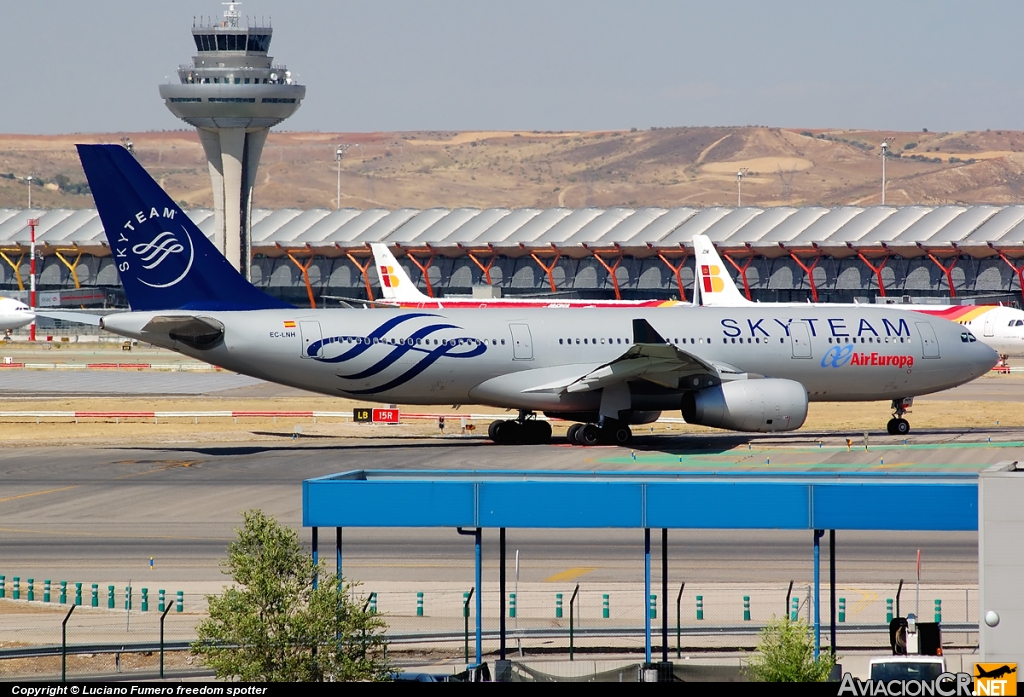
[997,250,1024,303]
[592,250,624,300]
[530,250,562,293]
[723,249,757,301]
[925,251,960,298]
[403,249,437,298]
[788,249,823,303]
[856,250,891,297]
[466,250,498,286]
[285,251,318,309]
[345,251,376,302]
[656,251,689,303]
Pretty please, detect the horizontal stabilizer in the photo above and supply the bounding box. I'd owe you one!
[34,310,102,326]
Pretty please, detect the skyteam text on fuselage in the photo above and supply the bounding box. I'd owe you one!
[693,234,1024,359]
[78,144,999,445]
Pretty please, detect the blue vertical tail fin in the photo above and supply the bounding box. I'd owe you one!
[77,144,292,311]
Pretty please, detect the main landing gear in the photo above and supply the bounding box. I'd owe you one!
[566,420,633,447]
[487,411,552,445]
[886,397,912,436]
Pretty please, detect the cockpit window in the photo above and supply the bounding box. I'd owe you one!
[960,331,977,343]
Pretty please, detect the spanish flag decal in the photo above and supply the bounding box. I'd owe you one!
[283,320,296,328]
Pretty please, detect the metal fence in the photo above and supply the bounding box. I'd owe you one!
[0,579,979,680]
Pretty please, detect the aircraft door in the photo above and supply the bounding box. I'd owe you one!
[299,321,323,358]
[509,323,534,360]
[983,312,996,337]
[915,322,940,358]
[790,321,813,358]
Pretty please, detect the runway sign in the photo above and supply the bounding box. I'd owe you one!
[353,407,400,424]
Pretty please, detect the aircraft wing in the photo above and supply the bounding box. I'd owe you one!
[523,319,720,394]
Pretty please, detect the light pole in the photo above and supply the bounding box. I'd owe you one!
[26,175,33,210]
[28,218,38,342]
[335,145,348,210]
[736,169,747,207]
[880,141,890,205]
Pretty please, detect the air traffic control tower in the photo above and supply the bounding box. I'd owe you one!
[160,3,305,278]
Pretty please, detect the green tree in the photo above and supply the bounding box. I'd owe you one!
[746,616,836,682]
[192,510,391,682]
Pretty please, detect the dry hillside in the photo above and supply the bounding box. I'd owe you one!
[3,126,1024,211]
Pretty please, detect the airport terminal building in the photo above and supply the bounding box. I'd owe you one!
[3,204,1024,309]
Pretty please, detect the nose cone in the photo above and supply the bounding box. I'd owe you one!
[976,342,1000,374]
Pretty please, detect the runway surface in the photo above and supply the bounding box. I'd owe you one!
[0,438,987,589]
[3,368,1020,592]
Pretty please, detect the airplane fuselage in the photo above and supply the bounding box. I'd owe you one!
[103,305,997,415]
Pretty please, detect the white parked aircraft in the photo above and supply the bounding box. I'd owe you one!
[78,145,998,443]
[370,243,683,308]
[0,297,35,331]
[692,234,1024,358]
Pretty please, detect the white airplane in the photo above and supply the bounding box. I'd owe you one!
[692,234,1024,358]
[370,243,684,308]
[0,297,35,331]
[78,144,998,443]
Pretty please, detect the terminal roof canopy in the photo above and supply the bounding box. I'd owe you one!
[5,204,1024,255]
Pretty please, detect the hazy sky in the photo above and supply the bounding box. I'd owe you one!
[4,1,1024,134]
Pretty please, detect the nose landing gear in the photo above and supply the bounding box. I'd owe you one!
[487,411,552,445]
[886,397,913,436]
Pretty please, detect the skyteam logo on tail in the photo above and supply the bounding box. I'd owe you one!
[117,208,195,289]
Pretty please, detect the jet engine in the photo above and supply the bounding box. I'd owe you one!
[680,379,808,433]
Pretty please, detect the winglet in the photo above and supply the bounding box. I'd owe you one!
[632,318,668,344]
[77,144,292,312]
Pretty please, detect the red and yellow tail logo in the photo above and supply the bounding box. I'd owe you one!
[701,265,726,294]
[380,265,400,288]
[974,663,1017,695]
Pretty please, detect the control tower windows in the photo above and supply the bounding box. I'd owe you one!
[246,34,270,53]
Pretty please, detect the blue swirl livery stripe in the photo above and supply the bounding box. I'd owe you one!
[345,340,487,395]
[335,323,461,379]
[306,313,488,395]
[305,313,437,360]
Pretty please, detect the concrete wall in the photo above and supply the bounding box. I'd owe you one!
[978,462,1024,663]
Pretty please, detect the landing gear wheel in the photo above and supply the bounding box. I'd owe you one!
[580,424,601,446]
[501,420,522,444]
[611,425,632,446]
[522,419,552,444]
[567,423,582,444]
[888,398,912,437]
[488,420,502,441]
